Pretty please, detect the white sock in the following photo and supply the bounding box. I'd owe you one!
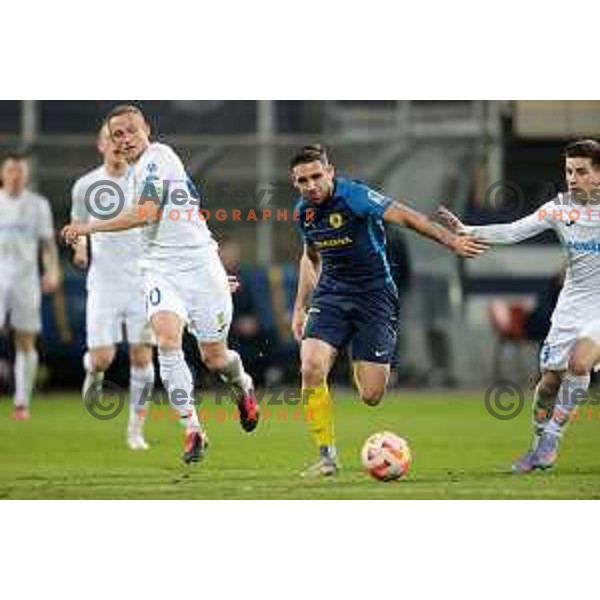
[82,352,104,400]
[129,363,155,434]
[219,350,252,392]
[14,349,38,408]
[545,372,590,438]
[158,349,200,431]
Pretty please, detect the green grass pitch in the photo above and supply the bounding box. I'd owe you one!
[1,389,600,499]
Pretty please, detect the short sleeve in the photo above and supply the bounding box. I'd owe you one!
[37,197,55,240]
[344,181,393,218]
[138,146,180,204]
[70,179,89,222]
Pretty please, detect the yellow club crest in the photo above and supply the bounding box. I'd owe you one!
[329,212,343,229]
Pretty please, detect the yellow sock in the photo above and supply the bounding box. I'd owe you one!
[302,382,335,452]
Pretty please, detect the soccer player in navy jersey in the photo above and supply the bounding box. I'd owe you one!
[290,145,486,477]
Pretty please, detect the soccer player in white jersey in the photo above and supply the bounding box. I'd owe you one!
[439,139,600,473]
[70,125,155,450]
[62,104,259,465]
[0,152,59,419]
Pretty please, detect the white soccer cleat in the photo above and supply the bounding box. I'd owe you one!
[300,458,339,478]
[127,433,150,451]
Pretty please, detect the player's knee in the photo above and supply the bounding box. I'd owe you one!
[360,387,385,406]
[14,333,36,352]
[156,334,180,353]
[301,358,327,388]
[199,343,229,372]
[90,349,115,372]
[537,380,559,401]
[202,352,228,372]
[567,356,591,377]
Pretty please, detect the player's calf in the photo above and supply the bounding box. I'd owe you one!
[201,344,259,433]
[532,375,562,444]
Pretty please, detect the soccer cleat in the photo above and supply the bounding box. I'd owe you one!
[511,450,538,474]
[534,433,559,470]
[12,406,30,421]
[236,388,260,433]
[300,458,339,478]
[182,429,209,465]
[128,433,150,451]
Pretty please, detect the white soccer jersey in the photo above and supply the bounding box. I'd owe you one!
[71,166,144,293]
[128,142,216,273]
[0,188,54,281]
[466,193,600,330]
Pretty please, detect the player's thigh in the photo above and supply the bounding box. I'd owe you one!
[300,337,338,385]
[303,292,353,354]
[539,323,578,373]
[86,290,124,349]
[350,286,399,365]
[186,262,233,345]
[353,361,390,406]
[150,311,184,350]
[9,279,41,335]
[145,273,187,350]
[124,290,155,350]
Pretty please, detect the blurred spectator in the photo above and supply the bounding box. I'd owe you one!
[523,271,563,343]
[219,240,273,386]
[384,224,413,385]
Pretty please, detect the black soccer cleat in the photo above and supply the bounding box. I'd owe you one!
[182,429,209,465]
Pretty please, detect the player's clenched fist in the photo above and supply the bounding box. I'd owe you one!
[61,223,91,245]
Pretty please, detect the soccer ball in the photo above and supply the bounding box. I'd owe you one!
[361,431,412,481]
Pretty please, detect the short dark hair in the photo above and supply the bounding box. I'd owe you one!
[1,150,28,166]
[105,103,146,124]
[564,139,600,168]
[289,144,330,170]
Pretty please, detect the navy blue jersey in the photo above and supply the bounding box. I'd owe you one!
[295,177,396,294]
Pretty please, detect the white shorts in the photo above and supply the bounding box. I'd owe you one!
[87,288,154,348]
[540,319,600,372]
[0,276,41,333]
[144,260,232,343]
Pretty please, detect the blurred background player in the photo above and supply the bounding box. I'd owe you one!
[70,125,155,450]
[63,104,259,465]
[437,139,600,473]
[0,152,59,419]
[290,145,487,477]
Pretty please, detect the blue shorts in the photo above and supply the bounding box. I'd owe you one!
[303,286,399,364]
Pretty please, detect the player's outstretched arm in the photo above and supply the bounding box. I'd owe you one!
[383,202,488,258]
[436,205,553,245]
[292,244,320,343]
[61,203,151,244]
